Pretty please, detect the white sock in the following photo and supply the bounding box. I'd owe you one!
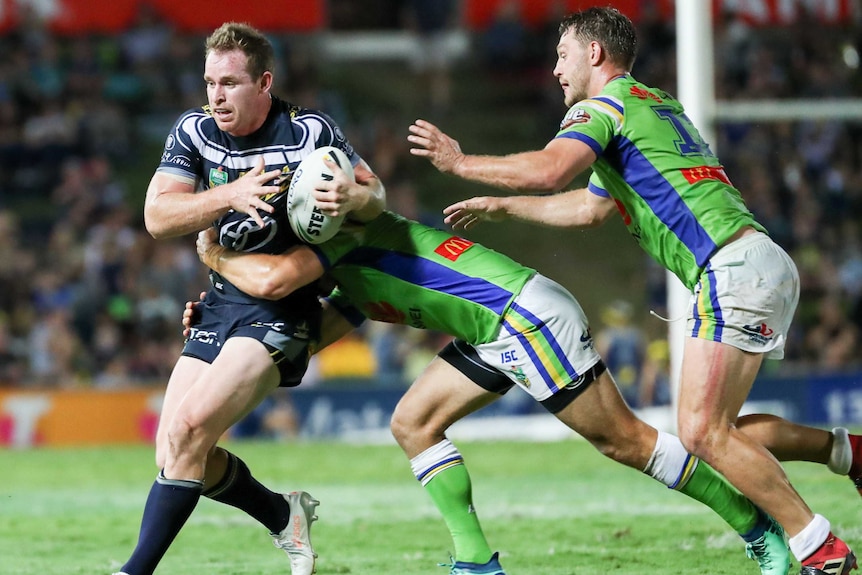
[409,439,464,486]
[642,430,699,489]
[827,427,852,475]
[789,514,831,561]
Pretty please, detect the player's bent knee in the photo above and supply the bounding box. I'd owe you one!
[390,406,446,449]
[390,410,417,446]
[677,419,724,460]
[165,414,210,459]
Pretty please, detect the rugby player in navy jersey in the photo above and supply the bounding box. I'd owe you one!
[113,22,384,575]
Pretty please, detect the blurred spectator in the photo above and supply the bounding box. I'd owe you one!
[404,0,459,116]
[160,33,205,111]
[126,338,179,383]
[119,4,172,69]
[803,294,860,371]
[64,36,106,102]
[316,328,378,381]
[231,389,300,440]
[797,120,843,181]
[837,222,862,310]
[52,158,98,228]
[114,3,173,105]
[639,339,672,407]
[480,0,529,73]
[90,311,125,373]
[633,0,676,90]
[27,307,90,387]
[401,330,453,384]
[595,300,646,408]
[82,205,138,297]
[714,10,754,93]
[367,322,409,388]
[0,313,28,386]
[78,97,133,160]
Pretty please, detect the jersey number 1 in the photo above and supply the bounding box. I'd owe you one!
[653,106,715,159]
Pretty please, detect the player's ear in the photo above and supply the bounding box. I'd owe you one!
[259,71,273,93]
[589,40,603,65]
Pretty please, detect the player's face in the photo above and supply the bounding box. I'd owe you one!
[554,30,591,107]
[204,49,268,136]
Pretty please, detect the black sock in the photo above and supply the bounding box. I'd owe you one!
[121,472,203,575]
[203,450,290,534]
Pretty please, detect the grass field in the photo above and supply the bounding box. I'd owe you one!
[2,438,859,575]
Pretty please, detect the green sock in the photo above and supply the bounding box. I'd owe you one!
[424,463,493,563]
[678,460,758,534]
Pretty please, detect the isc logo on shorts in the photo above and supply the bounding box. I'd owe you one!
[188,328,219,346]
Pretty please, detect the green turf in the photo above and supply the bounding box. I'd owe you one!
[1,439,858,574]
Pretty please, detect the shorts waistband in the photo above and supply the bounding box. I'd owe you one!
[710,231,771,264]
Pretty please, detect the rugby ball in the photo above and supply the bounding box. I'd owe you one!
[287,146,355,244]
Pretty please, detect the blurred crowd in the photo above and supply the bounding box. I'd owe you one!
[0,3,861,398]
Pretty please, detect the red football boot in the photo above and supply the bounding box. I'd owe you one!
[800,533,857,575]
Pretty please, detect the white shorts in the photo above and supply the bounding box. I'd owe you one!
[687,232,800,359]
[473,273,603,402]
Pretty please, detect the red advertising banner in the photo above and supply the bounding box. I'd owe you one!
[0,0,326,34]
[0,0,854,35]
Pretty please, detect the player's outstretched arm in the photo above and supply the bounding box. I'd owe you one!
[408,119,596,194]
[196,228,324,300]
[443,187,617,231]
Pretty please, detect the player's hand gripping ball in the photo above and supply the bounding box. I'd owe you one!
[287,146,354,244]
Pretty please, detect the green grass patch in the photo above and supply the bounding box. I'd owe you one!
[1,440,858,574]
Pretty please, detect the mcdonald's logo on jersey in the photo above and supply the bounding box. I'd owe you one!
[434,236,474,261]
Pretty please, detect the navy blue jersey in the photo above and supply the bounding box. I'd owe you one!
[157,96,361,315]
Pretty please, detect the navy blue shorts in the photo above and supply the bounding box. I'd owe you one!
[182,289,321,387]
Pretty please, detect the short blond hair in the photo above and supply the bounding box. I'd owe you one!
[205,22,274,80]
[559,7,638,71]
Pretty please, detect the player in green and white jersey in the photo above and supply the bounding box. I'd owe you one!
[194,209,787,575]
[409,7,858,575]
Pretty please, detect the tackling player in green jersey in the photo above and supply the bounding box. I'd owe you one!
[409,7,858,575]
[193,210,788,575]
